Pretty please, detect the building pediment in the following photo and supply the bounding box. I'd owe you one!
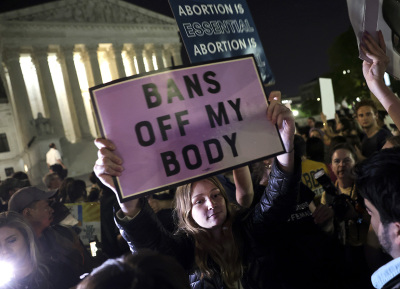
[0,0,175,26]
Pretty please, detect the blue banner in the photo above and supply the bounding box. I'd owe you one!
[169,0,274,85]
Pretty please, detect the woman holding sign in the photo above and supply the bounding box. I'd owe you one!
[93,92,299,289]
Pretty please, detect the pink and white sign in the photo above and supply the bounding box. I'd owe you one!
[91,56,284,202]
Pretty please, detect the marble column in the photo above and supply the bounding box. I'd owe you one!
[61,45,91,139]
[85,44,103,85]
[113,43,126,78]
[2,48,36,147]
[171,43,183,66]
[153,44,165,70]
[163,47,173,68]
[124,47,137,76]
[33,46,64,137]
[133,44,146,74]
[143,48,154,71]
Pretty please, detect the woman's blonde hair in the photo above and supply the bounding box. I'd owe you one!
[175,177,242,288]
[0,211,49,287]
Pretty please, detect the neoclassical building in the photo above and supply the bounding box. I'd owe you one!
[0,0,182,185]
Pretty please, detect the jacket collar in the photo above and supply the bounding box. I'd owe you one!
[372,257,400,289]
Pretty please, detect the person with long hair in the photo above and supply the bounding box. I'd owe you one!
[94,92,299,288]
[0,211,51,289]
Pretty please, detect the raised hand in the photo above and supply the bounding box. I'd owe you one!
[361,30,389,88]
[266,91,295,172]
[93,138,123,193]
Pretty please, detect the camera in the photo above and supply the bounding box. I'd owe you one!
[313,169,354,221]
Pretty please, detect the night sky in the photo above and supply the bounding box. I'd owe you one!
[1,0,352,98]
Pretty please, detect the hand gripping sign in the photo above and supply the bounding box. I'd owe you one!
[90,56,284,202]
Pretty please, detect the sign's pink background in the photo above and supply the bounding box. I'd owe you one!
[92,57,283,200]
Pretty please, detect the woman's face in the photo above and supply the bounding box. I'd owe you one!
[331,149,355,181]
[0,226,29,267]
[190,180,227,231]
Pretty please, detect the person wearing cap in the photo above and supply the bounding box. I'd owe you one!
[8,186,95,287]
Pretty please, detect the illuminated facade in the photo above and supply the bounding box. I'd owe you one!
[0,0,182,184]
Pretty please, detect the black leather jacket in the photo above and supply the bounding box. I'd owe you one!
[115,158,300,289]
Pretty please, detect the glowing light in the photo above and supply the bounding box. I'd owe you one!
[317,98,321,101]
[0,261,14,286]
[24,164,28,173]
[384,73,391,86]
[347,70,350,73]
[342,70,346,75]
[90,241,98,257]
[356,97,361,102]
[292,110,299,117]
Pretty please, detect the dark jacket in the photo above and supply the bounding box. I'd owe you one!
[115,158,300,289]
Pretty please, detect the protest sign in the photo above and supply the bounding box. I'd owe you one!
[169,0,274,85]
[90,56,284,202]
[319,78,336,120]
[347,0,400,79]
[65,202,101,246]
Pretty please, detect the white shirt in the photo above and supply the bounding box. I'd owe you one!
[46,148,62,166]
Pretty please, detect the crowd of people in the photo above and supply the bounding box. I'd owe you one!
[0,30,399,289]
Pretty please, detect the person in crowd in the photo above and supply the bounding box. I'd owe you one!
[57,177,74,203]
[299,136,330,202]
[0,211,76,289]
[42,172,62,191]
[337,116,363,138]
[309,127,324,139]
[11,172,31,187]
[8,187,96,287]
[377,111,391,132]
[77,250,190,289]
[94,92,300,288]
[354,147,400,289]
[321,143,371,288]
[87,173,101,202]
[307,116,316,130]
[0,178,27,213]
[252,135,343,288]
[329,135,347,150]
[306,136,326,163]
[382,135,400,149]
[58,178,88,203]
[46,143,67,179]
[64,179,87,203]
[358,29,400,157]
[355,99,392,158]
[0,211,52,289]
[146,189,177,233]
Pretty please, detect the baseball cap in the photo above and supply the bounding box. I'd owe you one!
[8,186,57,213]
